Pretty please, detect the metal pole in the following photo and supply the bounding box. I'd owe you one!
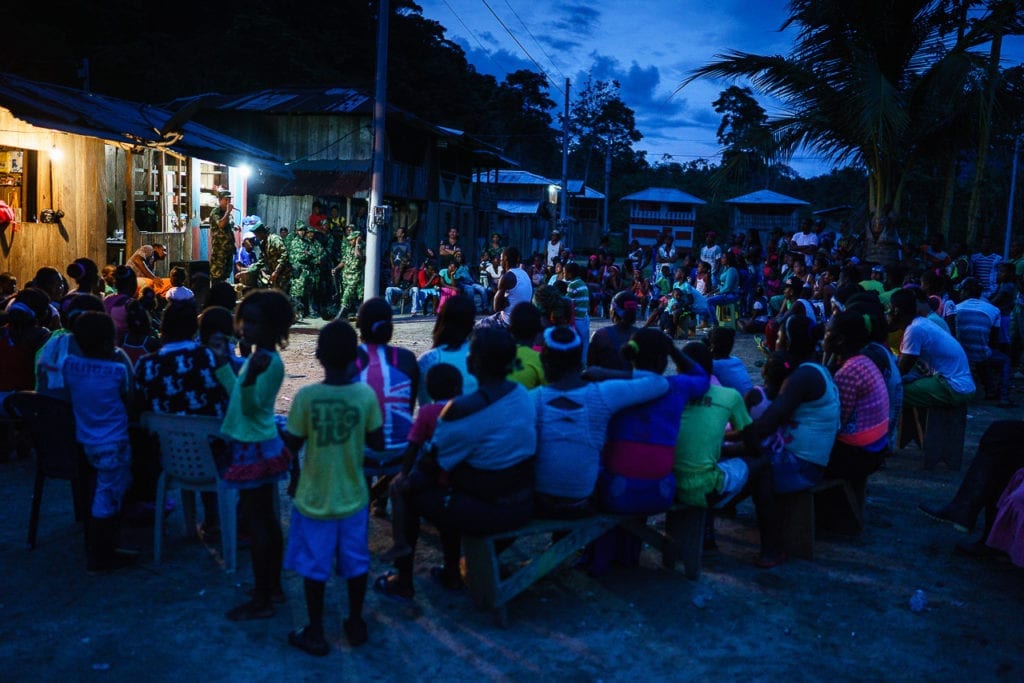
[560,77,570,230]
[1004,134,1020,260]
[603,136,610,234]
[363,0,389,302]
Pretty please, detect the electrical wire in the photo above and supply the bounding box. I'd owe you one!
[440,0,518,79]
[479,0,564,97]
[501,0,566,83]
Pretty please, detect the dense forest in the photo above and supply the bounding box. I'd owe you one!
[6,1,1023,243]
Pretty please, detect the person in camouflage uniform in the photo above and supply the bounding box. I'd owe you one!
[313,218,342,319]
[288,221,324,319]
[251,224,290,292]
[208,189,237,283]
[336,224,365,317]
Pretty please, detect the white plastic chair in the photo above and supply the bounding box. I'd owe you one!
[141,412,239,573]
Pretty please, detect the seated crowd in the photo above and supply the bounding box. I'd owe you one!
[0,223,1023,657]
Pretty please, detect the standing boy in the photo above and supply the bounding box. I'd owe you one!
[61,311,135,573]
[283,320,384,656]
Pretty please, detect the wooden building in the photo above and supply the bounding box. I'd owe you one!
[174,88,510,265]
[472,170,605,256]
[0,73,287,287]
[620,187,706,248]
[724,189,810,237]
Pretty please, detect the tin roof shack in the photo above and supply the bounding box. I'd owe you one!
[473,170,605,257]
[0,73,287,286]
[724,189,809,237]
[620,187,706,249]
[176,88,509,264]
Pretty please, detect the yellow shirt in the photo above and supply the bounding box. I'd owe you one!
[286,382,382,519]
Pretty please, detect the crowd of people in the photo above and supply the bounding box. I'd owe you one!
[1,214,1024,656]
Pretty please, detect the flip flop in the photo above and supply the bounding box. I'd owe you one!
[429,565,465,592]
[288,626,330,657]
[225,600,276,621]
[343,617,369,647]
[373,571,414,603]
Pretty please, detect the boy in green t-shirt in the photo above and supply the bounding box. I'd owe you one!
[283,320,384,656]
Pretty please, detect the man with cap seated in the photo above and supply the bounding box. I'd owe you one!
[251,223,290,292]
[209,189,238,284]
[127,242,171,296]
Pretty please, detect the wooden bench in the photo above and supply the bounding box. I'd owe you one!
[899,404,967,470]
[779,478,866,561]
[462,506,706,626]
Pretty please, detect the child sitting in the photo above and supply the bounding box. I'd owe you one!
[708,327,753,396]
[61,311,135,573]
[164,266,195,303]
[379,363,463,561]
[283,320,385,656]
[119,299,161,365]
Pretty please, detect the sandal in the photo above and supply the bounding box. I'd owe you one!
[373,571,414,603]
[429,565,465,592]
[225,600,276,621]
[248,587,287,605]
[343,616,369,647]
[288,626,330,657]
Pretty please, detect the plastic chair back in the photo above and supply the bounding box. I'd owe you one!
[6,391,80,479]
[142,412,221,488]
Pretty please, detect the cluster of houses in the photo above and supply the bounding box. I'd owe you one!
[0,72,811,285]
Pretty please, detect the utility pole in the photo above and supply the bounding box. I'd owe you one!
[560,78,570,239]
[1004,134,1020,260]
[363,0,389,303]
[603,135,611,234]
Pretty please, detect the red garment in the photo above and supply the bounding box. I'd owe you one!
[307,212,327,230]
[835,354,889,447]
[0,328,40,391]
[986,468,1024,567]
[417,269,440,288]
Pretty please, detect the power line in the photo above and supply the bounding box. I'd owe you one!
[479,0,564,97]
[440,0,516,79]
[501,0,566,83]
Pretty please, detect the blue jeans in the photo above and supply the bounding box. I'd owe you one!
[574,316,590,366]
[707,292,739,324]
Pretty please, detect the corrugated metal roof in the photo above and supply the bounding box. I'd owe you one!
[620,187,706,204]
[475,169,553,186]
[194,88,371,115]
[498,200,545,215]
[725,189,809,205]
[0,72,290,177]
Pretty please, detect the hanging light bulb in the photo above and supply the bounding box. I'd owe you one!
[50,144,63,162]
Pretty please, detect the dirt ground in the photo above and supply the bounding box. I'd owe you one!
[1,316,1023,682]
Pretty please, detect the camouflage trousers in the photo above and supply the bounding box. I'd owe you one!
[289,269,319,316]
[338,268,363,313]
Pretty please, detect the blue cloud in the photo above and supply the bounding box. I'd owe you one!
[552,4,601,35]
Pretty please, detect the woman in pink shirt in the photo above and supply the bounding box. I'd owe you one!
[823,310,889,481]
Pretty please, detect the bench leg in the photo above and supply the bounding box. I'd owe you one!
[780,492,815,561]
[665,507,706,580]
[462,536,500,609]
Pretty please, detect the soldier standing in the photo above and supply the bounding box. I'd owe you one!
[208,190,237,284]
[288,221,324,320]
[336,223,365,318]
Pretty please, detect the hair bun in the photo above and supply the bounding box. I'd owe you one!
[67,262,84,280]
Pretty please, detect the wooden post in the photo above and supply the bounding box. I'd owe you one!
[124,148,134,256]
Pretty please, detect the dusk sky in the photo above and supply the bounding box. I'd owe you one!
[416,0,1024,178]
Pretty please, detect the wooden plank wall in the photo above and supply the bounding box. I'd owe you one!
[0,110,110,288]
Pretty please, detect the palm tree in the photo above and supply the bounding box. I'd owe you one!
[680,0,1016,260]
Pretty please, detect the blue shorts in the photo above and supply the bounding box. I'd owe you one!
[85,441,132,518]
[284,507,370,581]
[770,449,824,494]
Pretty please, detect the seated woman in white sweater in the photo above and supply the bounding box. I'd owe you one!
[531,325,668,517]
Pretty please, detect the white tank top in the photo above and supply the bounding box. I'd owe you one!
[501,267,533,323]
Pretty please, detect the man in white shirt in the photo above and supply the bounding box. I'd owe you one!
[890,288,975,408]
[700,232,723,281]
[546,230,563,266]
[790,219,820,267]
